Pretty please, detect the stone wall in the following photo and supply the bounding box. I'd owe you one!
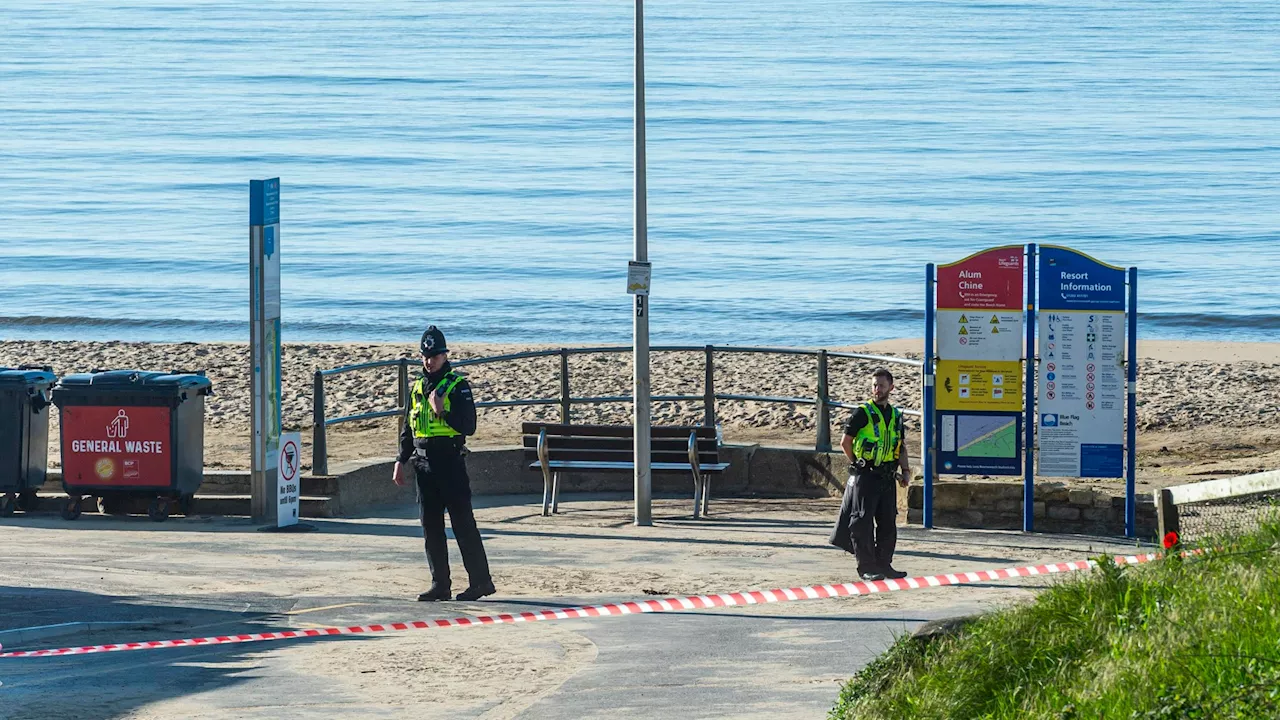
[906,481,1157,538]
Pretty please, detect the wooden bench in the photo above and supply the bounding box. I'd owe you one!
[521,423,728,519]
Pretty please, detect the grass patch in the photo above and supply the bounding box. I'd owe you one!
[831,523,1280,719]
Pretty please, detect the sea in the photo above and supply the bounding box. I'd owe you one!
[2,0,1278,346]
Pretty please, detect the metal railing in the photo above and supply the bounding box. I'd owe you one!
[310,345,923,475]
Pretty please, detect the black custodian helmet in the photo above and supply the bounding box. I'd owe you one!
[419,325,448,357]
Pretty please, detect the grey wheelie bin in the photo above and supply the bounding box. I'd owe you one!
[0,366,56,515]
[52,370,213,521]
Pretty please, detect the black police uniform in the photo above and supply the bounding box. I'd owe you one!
[829,402,903,577]
[398,328,493,600]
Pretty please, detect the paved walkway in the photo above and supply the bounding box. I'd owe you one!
[0,494,1150,719]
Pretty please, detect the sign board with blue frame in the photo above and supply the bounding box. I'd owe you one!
[1036,246,1126,478]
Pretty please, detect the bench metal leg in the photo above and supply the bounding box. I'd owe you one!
[552,472,561,514]
[538,427,552,517]
[701,476,711,517]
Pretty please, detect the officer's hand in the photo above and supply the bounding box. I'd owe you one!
[392,461,407,487]
[428,388,445,416]
[898,468,910,488]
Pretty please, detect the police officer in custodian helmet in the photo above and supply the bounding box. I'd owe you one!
[393,325,496,601]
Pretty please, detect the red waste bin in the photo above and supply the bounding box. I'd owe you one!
[53,370,213,521]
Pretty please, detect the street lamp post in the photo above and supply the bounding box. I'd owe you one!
[633,0,652,526]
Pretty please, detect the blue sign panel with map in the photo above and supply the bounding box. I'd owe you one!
[937,410,1023,476]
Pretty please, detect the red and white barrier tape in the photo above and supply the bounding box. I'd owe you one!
[0,551,1160,659]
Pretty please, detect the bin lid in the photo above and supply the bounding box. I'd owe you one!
[57,370,212,394]
[0,367,57,387]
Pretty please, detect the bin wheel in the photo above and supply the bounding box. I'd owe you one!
[147,497,170,522]
[177,494,195,517]
[0,493,15,517]
[61,496,83,521]
[17,489,39,512]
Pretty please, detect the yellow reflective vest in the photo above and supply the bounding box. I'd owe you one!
[851,401,903,466]
[409,372,466,438]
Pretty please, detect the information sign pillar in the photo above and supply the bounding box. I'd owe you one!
[249,178,282,525]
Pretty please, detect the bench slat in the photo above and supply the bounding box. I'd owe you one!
[520,423,715,439]
[521,436,717,451]
[529,461,731,473]
[524,448,721,463]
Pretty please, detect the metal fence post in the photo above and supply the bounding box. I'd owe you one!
[394,353,409,412]
[703,345,716,427]
[312,369,329,476]
[560,349,571,424]
[1156,488,1179,540]
[397,358,410,413]
[815,349,831,452]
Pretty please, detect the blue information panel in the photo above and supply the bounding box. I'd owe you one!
[937,410,1023,476]
[1039,246,1124,312]
[1036,246,1126,478]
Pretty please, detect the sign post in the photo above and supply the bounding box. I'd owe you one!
[277,432,301,528]
[922,263,936,528]
[1126,268,1139,537]
[933,246,1026,480]
[1024,244,1037,531]
[250,178,282,525]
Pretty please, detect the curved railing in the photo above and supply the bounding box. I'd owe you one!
[310,345,923,475]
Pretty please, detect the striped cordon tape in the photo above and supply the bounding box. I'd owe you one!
[0,551,1160,659]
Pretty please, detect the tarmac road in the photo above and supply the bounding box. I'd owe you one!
[0,494,1149,719]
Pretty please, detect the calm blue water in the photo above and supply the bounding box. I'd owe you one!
[2,1,1278,345]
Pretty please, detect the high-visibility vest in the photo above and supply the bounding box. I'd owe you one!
[410,372,466,438]
[851,401,902,466]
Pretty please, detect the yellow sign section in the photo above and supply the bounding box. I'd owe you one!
[935,359,1023,412]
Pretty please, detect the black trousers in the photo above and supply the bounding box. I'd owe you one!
[829,471,898,574]
[413,452,491,590]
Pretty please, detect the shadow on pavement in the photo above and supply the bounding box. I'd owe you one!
[0,586,359,720]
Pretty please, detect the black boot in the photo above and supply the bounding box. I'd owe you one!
[455,581,496,601]
[417,583,451,601]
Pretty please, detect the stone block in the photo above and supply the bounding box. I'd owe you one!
[995,499,1021,513]
[907,484,924,508]
[934,484,971,511]
[908,508,923,524]
[1094,494,1116,509]
[1068,489,1094,507]
[1047,505,1081,521]
[1033,501,1046,518]
[1082,508,1112,522]
[1034,482,1065,500]
[1043,488,1070,503]
[959,509,984,527]
[997,484,1026,500]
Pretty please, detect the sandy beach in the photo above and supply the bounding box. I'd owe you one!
[3,338,1277,491]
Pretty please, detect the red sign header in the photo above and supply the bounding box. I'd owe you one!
[937,246,1024,310]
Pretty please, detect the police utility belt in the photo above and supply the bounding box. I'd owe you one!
[413,436,466,456]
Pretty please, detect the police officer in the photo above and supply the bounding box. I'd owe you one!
[393,325,496,602]
[829,367,912,581]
